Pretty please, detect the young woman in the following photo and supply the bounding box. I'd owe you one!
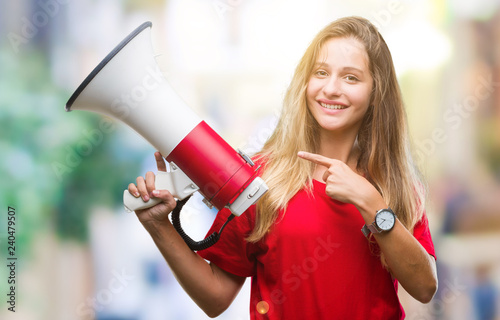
[128,16,438,319]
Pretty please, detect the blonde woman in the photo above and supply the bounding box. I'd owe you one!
[128,16,438,319]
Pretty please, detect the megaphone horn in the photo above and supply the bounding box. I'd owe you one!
[66,22,268,250]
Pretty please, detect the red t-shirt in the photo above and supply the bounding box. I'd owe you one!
[198,179,435,319]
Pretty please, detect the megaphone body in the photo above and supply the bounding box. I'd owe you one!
[66,22,268,219]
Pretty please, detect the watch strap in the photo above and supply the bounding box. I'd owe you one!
[361,225,371,237]
[361,222,382,238]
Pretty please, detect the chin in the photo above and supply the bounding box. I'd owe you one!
[318,123,344,133]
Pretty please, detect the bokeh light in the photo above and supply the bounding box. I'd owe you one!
[256,300,270,315]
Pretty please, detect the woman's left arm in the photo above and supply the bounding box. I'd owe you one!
[298,151,438,303]
[357,198,438,303]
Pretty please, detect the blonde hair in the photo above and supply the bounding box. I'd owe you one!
[248,16,426,247]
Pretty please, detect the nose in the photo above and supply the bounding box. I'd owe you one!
[322,76,342,97]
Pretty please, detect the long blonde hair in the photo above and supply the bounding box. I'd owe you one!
[248,16,426,244]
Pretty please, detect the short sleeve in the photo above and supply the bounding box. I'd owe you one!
[197,207,258,277]
[413,212,436,260]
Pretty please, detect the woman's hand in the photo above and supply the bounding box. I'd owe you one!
[297,151,384,210]
[128,152,177,224]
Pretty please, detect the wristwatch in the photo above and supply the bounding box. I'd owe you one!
[361,207,396,237]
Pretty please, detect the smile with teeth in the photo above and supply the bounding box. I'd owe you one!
[320,102,347,110]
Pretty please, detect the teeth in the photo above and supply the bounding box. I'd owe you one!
[320,102,347,110]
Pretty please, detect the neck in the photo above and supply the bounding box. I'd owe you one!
[313,129,360,180]
[317,129,358,163]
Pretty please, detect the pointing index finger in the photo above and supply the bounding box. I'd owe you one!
[297,151,333,168]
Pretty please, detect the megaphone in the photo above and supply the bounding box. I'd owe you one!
[66,21,268,249]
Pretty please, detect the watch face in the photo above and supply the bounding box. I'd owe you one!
[375,210,395,231]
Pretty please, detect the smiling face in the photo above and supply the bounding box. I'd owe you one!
[306,37,373,139]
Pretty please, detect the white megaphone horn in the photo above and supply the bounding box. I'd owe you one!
[66,22,268,250]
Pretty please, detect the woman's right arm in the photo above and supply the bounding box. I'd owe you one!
[129,152,246,318]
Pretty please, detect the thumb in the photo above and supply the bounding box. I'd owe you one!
[152,189,177,207]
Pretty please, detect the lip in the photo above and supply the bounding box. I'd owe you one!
[316,99,349,114]
[317,99,348,107]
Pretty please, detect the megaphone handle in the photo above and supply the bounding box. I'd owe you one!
[123,169,198,212]
[123,191,163,212]
[123,171,172,211]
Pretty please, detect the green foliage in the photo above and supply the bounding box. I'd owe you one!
[0,47,147,248]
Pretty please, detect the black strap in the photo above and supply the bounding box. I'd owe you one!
[171,195,234,251]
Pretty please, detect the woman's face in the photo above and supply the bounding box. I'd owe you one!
[306,37,373,138]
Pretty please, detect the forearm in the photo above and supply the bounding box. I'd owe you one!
[141,220,237,316]
[357,199,438,303]
[128,155,243,316]
[373,220,437,302]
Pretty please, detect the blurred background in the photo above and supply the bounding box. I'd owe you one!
[1,0,500,319]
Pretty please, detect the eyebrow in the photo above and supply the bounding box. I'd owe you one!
[313,62,365,74]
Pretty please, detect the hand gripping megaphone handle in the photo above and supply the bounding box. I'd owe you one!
[123,163,199,212]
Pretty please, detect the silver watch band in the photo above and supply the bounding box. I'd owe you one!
[361,222,382,237]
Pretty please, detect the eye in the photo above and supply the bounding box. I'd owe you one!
[314,70,328,77]
[345,75,359,82]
